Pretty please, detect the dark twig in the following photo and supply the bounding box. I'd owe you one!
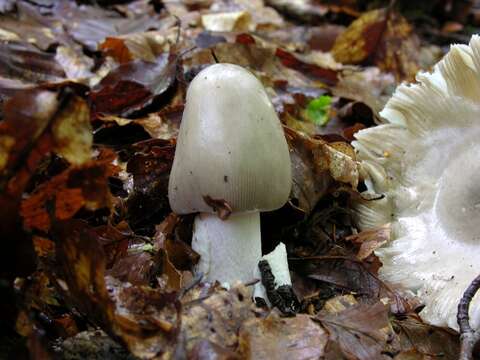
[458,274,480,360]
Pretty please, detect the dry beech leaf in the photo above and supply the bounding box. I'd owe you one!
[346,223,391,260]
[315,298,394,360]
[20,150,118,232]
[332,8,421,81]
[55,46,95,81]
[286,127,359,213]
[201,11,252,32]
[126,139,175,234]
[188,340,240,359]
[54,219,180,359]
[179,285,262,355]
[51,95,92,165]
[239,313,328,359]
[90,53,178,117]
[99,28,179,64]
[96,105,182,140]
[393,316,459,359]
[0,89,94,279]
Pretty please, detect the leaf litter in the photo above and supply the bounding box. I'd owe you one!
[0,0,470,359]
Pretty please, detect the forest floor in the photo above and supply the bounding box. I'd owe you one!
[1,0,479,359]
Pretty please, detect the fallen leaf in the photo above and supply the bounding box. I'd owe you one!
[315,299,394,360]
[0,3,58,51]
[51,95,92,165]
[21,151,117,232]
[265,0,329,22]
[54,46,95,82]
[393,316,459,359]
[276,48,339,86]
[97,104,182,140]
[201,11,252,32]
[302,256,383,297]
[0,89,95,281]
[332,8,421,81]
[0,42,66,93]
[239,312,328,359]
[334,66,395,117]
[52,1,170,52]
[202,195,233,220]
[99,27,179,64]
[189,340,241,360]
[179,285,263,355]
[347,223,391,260]
[53,219,180,359]
[126,139,175,235]
[286,127,359,213]
[90,53,178,117]
[0,0,14,13]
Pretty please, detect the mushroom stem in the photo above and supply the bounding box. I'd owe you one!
[192,211,262,284]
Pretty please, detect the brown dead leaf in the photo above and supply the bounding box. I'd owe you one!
[346,223,391,260]
[202,195,233,220]
[332,8,421,81]
[53,219,180,359]
[393,316,459,360]
[99,28,179,64]
[315,298,394,360]
[152,213,197,290]
[32,236,55,258]
[0,6,58,51]
[51,1,172,52]
[90,53,178,117]
[239,312,328,359]
[154,213,199,271]
[97,104,182,140]
[126,139,175,234]
[0,43,66,89]
[189,340,240,359]
[97,223,162,287]
[0,89,94,280]
[201,11,252,32]
[276,48,339,86]
[21,151,117,232]
[265,0,329,22]
[286,127,359,213]
[51,95,92,165]
[334,66,395,118]
[302,256,383,297]
[179,285,263,355]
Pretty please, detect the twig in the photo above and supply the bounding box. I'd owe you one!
[457,274,480,360]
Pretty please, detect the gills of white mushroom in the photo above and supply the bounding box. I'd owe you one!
[352,35,480,330]
[192,212,261,284]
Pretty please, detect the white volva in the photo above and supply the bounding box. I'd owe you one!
[353,35,480,330]
[253,242,292,305]
[168,63,292,284]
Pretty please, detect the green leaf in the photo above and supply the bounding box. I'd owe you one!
[304,95,332,126]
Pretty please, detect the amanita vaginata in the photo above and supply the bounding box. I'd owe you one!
[168,63,292,284]
[353,35,480,330]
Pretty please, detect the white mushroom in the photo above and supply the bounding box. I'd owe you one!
[353,35,480,330]
[168,63,292,284]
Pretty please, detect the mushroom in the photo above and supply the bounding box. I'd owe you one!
[168,63,292,284]
[353,35,480,330]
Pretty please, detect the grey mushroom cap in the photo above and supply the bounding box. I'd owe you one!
[168,63,292,214]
